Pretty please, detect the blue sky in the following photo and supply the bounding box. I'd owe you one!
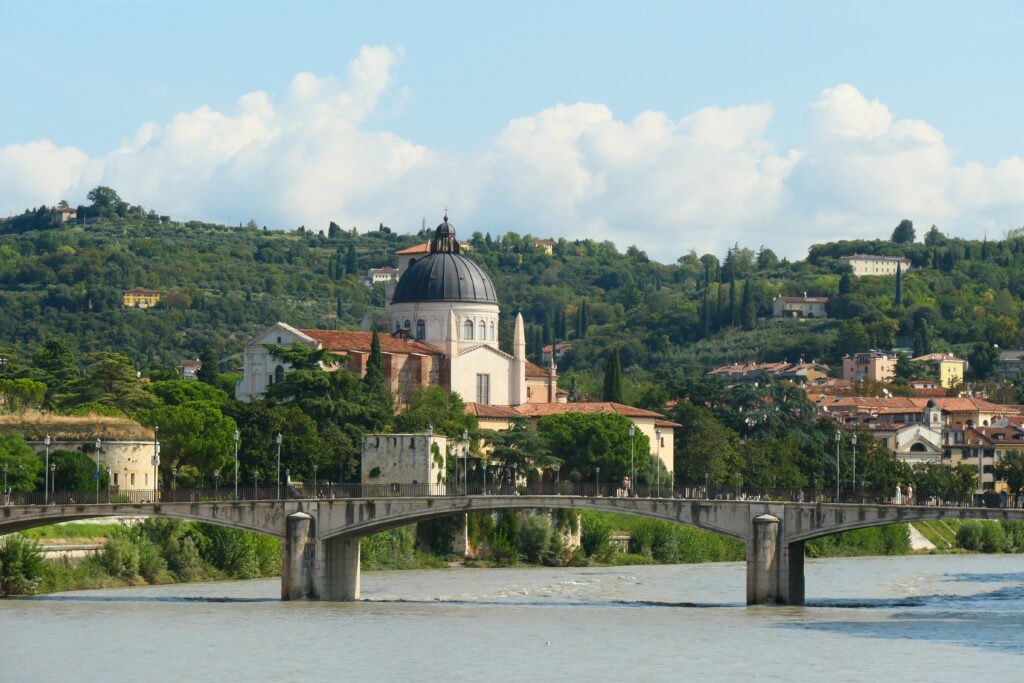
[3,1,1024,259]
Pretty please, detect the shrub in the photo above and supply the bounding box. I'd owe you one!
[979,522,1007,553]
[580,512,611,560]
[0,534,45,595]
[518,515,553,564]
[1001,521,1024,552]
[489,532,518,566]
[956,520,983,551]
[99,535,141,579]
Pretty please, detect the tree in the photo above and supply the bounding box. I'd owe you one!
[393,386,477,438]
[891,219,915,244]
[0,434,43,492]
[967,343,998,381]
[834,320,870,357]
[602,347,623,403]
[995,450,1024,499]
[135,401,238,484]
[51,449,109,492]
[480,417,558,486]
[345,244,359,275]
[924,225,946,246]
[0,379,46,413]
[537,412,649,483]
[361,332,393,430]
[86,186,127,217]
[147,380,227,407]
[31,339,78,401]
[196,347,220,385]
[328,221,342,239]
[671,402,741,486]
[62,353,156,414]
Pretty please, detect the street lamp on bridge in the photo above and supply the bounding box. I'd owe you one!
[835,429,842,502]
[275,432,283,500]
[233,429,240,500]
[44,434,51,505]
[95,438,102,504]
[628,424,635,497]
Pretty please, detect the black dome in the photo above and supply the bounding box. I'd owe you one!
[391,252,498,304]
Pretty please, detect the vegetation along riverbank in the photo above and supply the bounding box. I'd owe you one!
[5,514,1024,596]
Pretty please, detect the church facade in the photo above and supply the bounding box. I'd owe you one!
[236,217,562,407]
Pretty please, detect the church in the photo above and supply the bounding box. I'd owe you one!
[235,216,563,407]
[234,216,677,472]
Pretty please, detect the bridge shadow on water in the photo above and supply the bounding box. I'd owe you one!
[14,595,276,603]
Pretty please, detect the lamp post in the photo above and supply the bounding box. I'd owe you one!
[628,424,635,497]
[106,467,112,503]
[214,469,220,500]
[153,425,159,499]
[95,438,102,504]
[462,429,469,495]
[835,429,842,502]
[123,466,128,497]
[655,429,663,498]
[595,466,600,496]
[313,464,318,498]
[851,433,858,492]
[553,464,560,495]
[285,469,290,499]
[44,434,51,505]
[233,429,240,500]
[50,462,56,502]
[254,470,260,497]
[482,461,488,495]
[3,463,7,497]
[275,432,283,500]
[705,472,709,499]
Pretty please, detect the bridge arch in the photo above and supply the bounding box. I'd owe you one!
[0,503,288,539]
[315,496,752,543]
[785,506,1024,543]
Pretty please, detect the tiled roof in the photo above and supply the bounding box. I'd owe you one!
[778,296,828,303]
[394,242,431,255]
[525,361,550,377]
[464,402,519,418]
[807,394,1018,414]
[912,353,965,363]
[178,360,201,367]
[512,402,666,419]
[839,254,912,263]
[298,329,442,355]
[124,287,160,294]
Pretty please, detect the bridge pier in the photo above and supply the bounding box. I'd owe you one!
[746,513,804,605]
[281,510,361,601]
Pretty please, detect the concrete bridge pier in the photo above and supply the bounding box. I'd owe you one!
[281,510,361,601]
[746,513,804,606]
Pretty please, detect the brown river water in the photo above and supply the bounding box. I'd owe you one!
[2,553,1022,681]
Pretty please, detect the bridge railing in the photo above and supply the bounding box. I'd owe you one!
[0,482,992,507]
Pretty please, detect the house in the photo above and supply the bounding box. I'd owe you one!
[55,207,77,222]
[912,353,966,389]
[122,288,161,308]
[842,351,897,383]
[531,238,554,255]
[772,295,828,319]
[810,394,1020,430]
[542,343,574,363]
[365,267,399,287]
[839,254,912,276]
[998,350,1024,377]
[177,359,201,380]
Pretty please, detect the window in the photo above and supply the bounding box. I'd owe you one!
[130,473,136,485]
[464,320,474,340]
[404,319,411,330]
[489,321,495,340]
[416,320,425,340]
[476,374,490,404]
[910,443,928,452]
[114,473,119,486]
[274,365,285,384]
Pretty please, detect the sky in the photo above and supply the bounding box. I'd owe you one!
[3,0,1024,260]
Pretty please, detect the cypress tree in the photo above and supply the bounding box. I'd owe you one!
[362,331,393,429]
[740,280,755,330]
[345,244,359,275]
[701,290,711,337]
[542,313,553,346]
[895,264,903,305]
[197,347,219,385]
[602,347,623,404]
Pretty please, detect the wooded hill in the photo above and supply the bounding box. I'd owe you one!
[2,189,1022,400]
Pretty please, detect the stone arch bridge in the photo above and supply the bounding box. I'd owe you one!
[3,496,1022,605]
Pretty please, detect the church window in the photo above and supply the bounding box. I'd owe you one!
[910,443,927,453]
[274,365,285,384]
[416,320,425,340]
[476,374,490,404]
[404,319,411,330]
[464,320,474,340]
[489,321,495,340]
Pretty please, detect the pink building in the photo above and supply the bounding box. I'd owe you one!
[842,351,897,383]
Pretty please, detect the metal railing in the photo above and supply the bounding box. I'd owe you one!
[0,482,997,508]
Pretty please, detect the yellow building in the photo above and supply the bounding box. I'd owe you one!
[122,288,161,308]
[912,353,966,388]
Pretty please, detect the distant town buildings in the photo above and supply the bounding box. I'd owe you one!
[707,360,830,385]
[365,267,399,287]
[531,238,554,255]
[842,351,897,383]
[542,342,574,363]
[839,254,912,276]
[55,206,77,222]
[772,295,828,319]
[121,288,161,308]
[998,350,1024,377]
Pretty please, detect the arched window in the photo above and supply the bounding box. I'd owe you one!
[274,365,285,384]
[479,320,486,339]
[416,320,425,340]
[403,319,411,330]
[489,321,495,340]
[910,442,928,453]
[463,319,474,340]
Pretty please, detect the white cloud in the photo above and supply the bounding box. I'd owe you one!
[2,49,1024,259]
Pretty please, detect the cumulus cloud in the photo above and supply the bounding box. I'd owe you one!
[2,47,1024,259]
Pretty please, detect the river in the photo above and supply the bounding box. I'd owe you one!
[2,553,1022,681]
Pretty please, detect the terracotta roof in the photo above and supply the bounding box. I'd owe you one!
[124,287,160,294]
[464,402,519,418]
[839,254,912,263]
[298,329,442,355]
[542,343,574,353]
[911,387,947,398]
[807,394,1018,414]
[178,359,201,367]
[394,242,431,255]
[55,207,76,212]
[655,419,682,429]
[525,361,550,377]
[512,402,665,419]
